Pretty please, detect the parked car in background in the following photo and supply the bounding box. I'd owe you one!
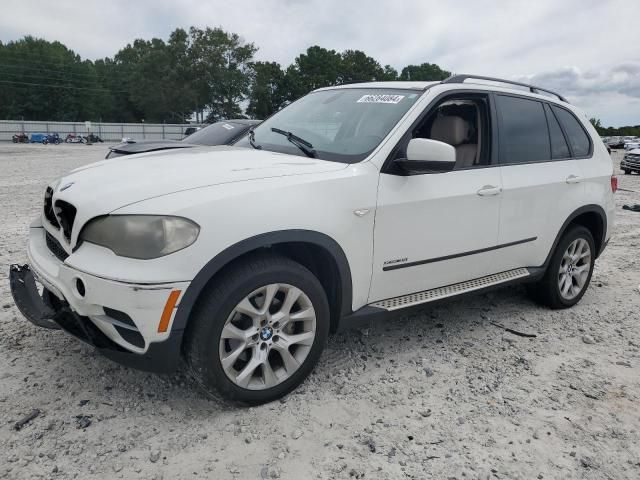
[607,137,625,149]
[623,139,640,150]
[602,138,611,155]
[105,120,260,159]
[10,75,614,404]
[184,126,202,137]
[621,149,640,174]
[12,132,29,143]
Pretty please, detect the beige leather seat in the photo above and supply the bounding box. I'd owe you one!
[429,116,477,168]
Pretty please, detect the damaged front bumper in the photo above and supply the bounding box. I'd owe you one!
[9,218,191,373]
[9,263,183,373]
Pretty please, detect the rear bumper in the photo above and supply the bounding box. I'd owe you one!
[10,264,183,373]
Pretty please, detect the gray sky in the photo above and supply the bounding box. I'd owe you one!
[2,0,639,126]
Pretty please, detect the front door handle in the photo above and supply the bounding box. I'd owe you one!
[477,185,502,196]
[566,174,582,184]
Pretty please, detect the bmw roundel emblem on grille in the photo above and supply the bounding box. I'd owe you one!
[59,182,74,191]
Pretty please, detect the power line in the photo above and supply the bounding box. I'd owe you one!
[0,79,127,93]
[0,70,110,86]
[0,62,112,81]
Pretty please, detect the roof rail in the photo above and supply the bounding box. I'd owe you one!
[442,74,569,103]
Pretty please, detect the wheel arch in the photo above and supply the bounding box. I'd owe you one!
[172,230,353,340]
[542,204,607,270]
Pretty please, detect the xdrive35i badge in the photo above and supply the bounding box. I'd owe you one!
[59,182,74,191]
[383,257,408,266]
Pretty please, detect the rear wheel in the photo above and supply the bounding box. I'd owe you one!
[529,225,595,309]
[185,253,330,404]
[623,168,631,174]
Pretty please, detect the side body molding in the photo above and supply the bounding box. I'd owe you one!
[172,229,353,335]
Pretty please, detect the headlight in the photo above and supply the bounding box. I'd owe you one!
[79,215,199,259]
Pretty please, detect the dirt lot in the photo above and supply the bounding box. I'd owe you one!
[0,143,638,480]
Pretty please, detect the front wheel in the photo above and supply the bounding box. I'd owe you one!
[623,169,631,175]
[185,253,330,404]
[529,225,595,309]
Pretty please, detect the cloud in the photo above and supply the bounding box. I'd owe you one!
[1,0,639,126]
[519,63,640,99]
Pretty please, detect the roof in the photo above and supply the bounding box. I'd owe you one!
[314,75,569,104]
[316,81,440,92]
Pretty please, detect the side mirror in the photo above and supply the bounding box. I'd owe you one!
[395,138,456,174]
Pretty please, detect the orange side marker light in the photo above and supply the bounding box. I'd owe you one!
[158,290,181,333]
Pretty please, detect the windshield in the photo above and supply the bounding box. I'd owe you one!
[235,88,422,163]
[184,122,251,145]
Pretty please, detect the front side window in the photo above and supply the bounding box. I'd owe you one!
[496,95,550,164]
[551,106,591,157]
[234,88,422,163]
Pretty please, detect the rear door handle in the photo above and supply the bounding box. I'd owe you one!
[566,174,582,184]
[477,185,502,196]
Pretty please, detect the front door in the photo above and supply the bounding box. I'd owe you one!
[369,92,502,302]
[369,168,502,302]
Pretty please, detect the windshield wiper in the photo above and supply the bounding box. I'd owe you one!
[248,127,262,150]
[270,127,316,158]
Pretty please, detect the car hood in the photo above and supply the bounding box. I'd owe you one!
[50,146,348,245]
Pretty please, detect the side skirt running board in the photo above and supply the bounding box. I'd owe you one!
[369,268,530,311]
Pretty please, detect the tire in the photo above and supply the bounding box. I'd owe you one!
[529,225,595,309]
[623,169,631,174]
[42,139,48,145]
[185,252,330,404]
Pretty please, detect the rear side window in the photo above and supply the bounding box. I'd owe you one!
[496,95,550,163]
[551,106,591,157]
[544,104,570,159]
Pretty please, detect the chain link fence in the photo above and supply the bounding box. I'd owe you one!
[0,120,200,142]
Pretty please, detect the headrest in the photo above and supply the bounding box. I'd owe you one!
[430,116,470,146]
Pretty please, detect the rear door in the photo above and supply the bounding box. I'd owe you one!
[491,94,586,272]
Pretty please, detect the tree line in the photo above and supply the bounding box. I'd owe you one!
[0,28,450,123]
[589,118,640,138]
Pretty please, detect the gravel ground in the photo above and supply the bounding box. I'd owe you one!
[0,143,639,480]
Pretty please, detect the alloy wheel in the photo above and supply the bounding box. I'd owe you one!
[557,238,591,300]
[218,283,316,390]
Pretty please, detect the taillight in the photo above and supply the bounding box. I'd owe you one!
[611,175,618,193]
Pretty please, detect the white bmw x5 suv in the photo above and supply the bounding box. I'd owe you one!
[10,75,616,404]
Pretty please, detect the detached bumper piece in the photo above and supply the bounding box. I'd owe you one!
[9,264,60,329]
[8,264,181,374]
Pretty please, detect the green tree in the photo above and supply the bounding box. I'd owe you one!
[189,27,257,121]
[285,46,343,100]
[246,61,287,119]
[0,36,108,121]
[339,50,385,83]
[399,62,450,81]
[589,117,604,135]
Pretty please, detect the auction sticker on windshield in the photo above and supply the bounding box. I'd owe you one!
[357,94,405,104]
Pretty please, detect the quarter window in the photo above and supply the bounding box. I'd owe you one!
[551,106,591,157]
[544,104,571,159]
[496,95,550,163]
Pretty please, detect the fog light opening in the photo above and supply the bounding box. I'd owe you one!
[75,278,86,297]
